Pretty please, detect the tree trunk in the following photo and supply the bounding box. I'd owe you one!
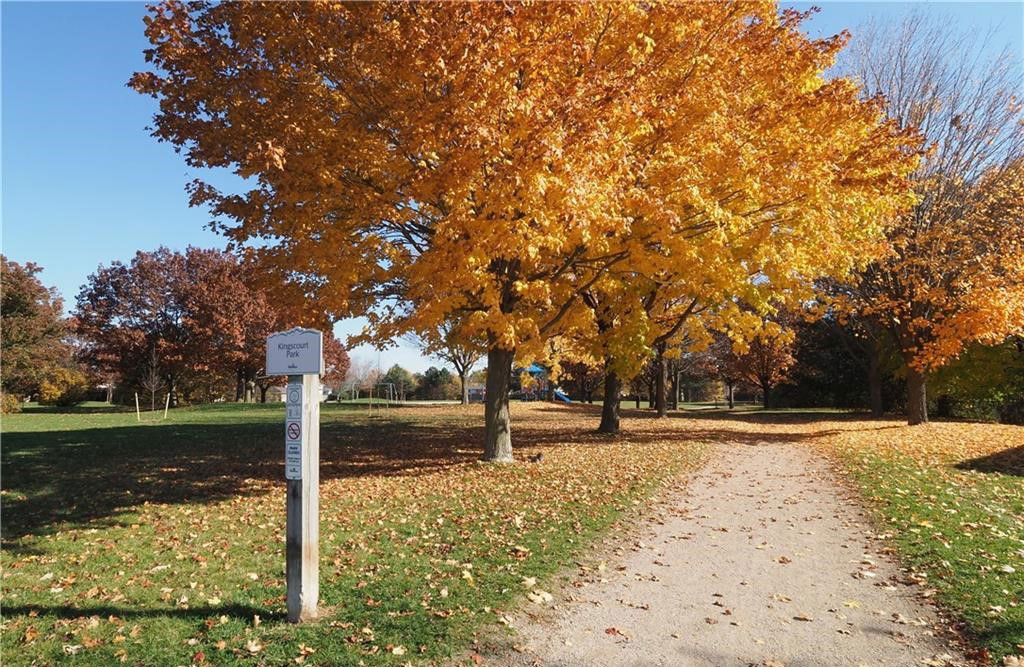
[259,385,268,403]
[483,347,515,462]
[906,366,928,425]
[762,384,771,409]
[598,370,622,434]
[654,344,668,417]
[151,390,156,412]
[727,382,735,409]
[635,392,641,409]
[670,371,678,411]
[459,371,469,405]
[868,345,883,418]
[236,369,244,402]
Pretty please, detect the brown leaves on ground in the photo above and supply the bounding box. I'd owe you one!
[1,403,708,664]
[5,403,1019,664]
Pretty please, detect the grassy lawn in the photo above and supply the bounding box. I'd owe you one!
[1,402,707,666]
[814,420,1024,662]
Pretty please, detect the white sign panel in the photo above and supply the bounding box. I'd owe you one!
[266,328,323,376]
[285,380,303,480]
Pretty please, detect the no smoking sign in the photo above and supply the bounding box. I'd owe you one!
[287,421,301,440]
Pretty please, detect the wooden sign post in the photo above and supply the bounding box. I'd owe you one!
[266,328,323,623]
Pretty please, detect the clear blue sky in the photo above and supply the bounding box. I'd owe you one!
[3,1,1022,373]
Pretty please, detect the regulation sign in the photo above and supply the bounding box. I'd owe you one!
[266,328,324,376]
[284,379,303,480]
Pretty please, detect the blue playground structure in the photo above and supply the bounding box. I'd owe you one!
[516,363,573,402]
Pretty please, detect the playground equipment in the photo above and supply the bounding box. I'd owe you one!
[367,382,397,415]
[553,389,572,403]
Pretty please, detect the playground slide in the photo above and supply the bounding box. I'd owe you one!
[553,389,572,403]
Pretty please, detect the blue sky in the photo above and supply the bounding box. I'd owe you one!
[3,1,1022,373]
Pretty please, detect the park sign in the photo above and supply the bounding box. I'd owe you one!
[266,327,322,623]
[266,327,323,375]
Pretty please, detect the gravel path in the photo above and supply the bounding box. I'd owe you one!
[496,442,964,667]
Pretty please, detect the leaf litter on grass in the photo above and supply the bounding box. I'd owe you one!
[1,402,708,665]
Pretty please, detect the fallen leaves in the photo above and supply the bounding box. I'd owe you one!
[604,627,630,640]
[4,403,715,665]
[527,590,554,605]
[814,418,1024,662]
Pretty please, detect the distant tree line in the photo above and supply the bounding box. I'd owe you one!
[336,363,476,403]
[0,248,350,411]
[558,309,1024,424]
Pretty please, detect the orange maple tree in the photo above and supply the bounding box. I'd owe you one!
[836,14,1024,424]
[133,2,917,456]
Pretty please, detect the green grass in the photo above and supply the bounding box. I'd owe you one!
[1,402,705,665]
[839,444,1024,661]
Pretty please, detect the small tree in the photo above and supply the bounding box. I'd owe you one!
[318,334,351,400]
[560,360,603,403]
[139,345,167,411]
[718,325,796,410]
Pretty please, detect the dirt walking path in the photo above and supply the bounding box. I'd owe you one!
[496,442,964,667]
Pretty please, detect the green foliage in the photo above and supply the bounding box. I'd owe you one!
[413,366,458,400]
[381,364,415,397]
[932,340,1024,423]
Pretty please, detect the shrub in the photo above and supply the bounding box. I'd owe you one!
[1,392,22,414]
[38,367,90,407]
[998,398,1024,425]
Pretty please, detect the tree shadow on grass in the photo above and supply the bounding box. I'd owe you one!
[1,416,491,544]
[974,619,1024,660]
[19,403,135,415]
[528,402,904,446]
[955,445,1024,477]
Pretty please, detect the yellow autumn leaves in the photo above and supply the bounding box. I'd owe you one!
[133,2,927,450]
[133,2,914,347]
